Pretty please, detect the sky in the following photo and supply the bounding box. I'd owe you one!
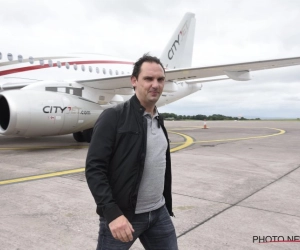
[1,0,300,118]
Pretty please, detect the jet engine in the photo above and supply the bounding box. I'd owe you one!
[0,90,103,137]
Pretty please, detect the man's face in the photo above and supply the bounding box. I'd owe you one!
[131,62,165,108]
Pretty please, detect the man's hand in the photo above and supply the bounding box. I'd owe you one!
[108,215,135,242]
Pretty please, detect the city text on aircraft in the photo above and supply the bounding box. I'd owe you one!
[43,106,71,114]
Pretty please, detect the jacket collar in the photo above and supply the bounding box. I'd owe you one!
[131,94,145,115]
[130,94,159,118]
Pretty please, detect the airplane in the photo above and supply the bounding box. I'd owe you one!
[1,12,300,142]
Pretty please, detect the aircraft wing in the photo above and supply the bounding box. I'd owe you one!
[165,56,300,81]
[77,56,300,89]
[77,74,132,90]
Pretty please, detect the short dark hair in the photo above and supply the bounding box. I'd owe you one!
[131,53,165,80]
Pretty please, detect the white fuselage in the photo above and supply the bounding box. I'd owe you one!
[0,52,200,106]
[0,52,201,137]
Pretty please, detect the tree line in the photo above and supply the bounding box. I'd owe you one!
[160,113,260,121]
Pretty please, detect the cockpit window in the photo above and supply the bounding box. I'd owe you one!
[18,55,23,62]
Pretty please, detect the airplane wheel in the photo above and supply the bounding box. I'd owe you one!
[82,128,93,143]
[73,131,85,142]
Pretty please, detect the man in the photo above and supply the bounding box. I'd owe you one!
[86,54,178,249]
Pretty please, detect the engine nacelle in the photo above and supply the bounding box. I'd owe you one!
[0,90,103,137]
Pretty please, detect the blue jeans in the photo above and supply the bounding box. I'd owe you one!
[97,205,178,250]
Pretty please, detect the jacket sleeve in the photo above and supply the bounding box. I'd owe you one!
[85,108,123,224]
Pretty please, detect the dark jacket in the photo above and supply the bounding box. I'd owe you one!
[85,95,173,224]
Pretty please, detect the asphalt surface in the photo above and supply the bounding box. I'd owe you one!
[0,120,299,250]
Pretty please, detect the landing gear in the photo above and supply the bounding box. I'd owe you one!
[73,131,85,142]
[73,128,93,143]
[82,128,93,143]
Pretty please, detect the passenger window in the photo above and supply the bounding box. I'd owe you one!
[89,66,93,72]
[116,70,118,75]
[81,65,85,71]
[48,59,53,67]
[39,59,44,66]
[0,52,2,60]
[96,67,99,74]
[103,68,106,74]
[57,61,62,68]
[29,56,34,64]
[74,64,78,70]
[18,55,23,62]
[66,62,70,69]
[7,53,13,61]
[109,69,112,75]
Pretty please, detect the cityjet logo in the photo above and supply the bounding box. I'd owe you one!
[43,106,71,113]
[168,20,189,60]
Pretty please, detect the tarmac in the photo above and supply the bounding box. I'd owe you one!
[0,120,299,250]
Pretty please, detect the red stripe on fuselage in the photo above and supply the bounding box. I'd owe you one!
[0,60,134,76]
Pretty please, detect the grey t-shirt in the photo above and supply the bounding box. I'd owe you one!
[135,111,168,214]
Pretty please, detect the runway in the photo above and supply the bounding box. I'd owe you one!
[0,120,299,249]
